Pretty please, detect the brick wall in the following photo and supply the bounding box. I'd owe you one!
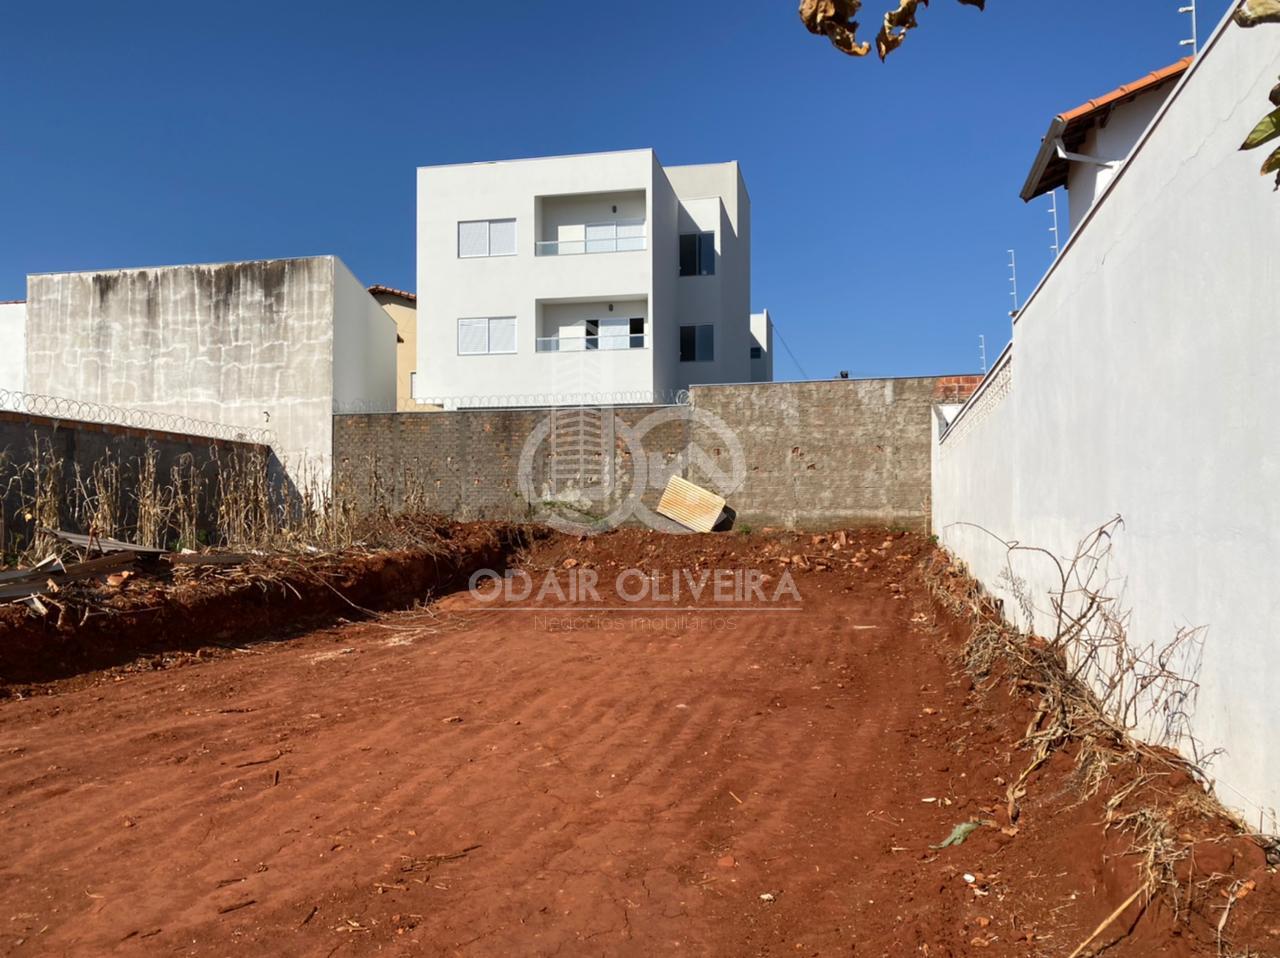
[0,411,268,552]
[687,378,944,531]
[333,375,971,532]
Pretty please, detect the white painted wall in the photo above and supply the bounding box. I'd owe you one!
[332,258,397,415]
[934,18,1280,824]
[0,303,26,392]
[750,309,773,382]
[666,162,753,391]
[1066,91,1170,232]
[416,150,753,405]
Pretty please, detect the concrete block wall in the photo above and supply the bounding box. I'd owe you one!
[688,378,951,531]
[333,375,975,530]
[333,405,686,521]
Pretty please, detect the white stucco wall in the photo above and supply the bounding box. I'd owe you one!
[666,162,753,390]
[934,17,1280,824]
[417,150,657,404]
[332,258,397,416]
[416,150,753,405]
[750,309,773,383]
[1065,90,1171,232]
[0,303,26,392]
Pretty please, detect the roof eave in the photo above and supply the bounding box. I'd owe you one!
[1020,116,1068,202]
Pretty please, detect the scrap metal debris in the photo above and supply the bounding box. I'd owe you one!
[0,529,251,607]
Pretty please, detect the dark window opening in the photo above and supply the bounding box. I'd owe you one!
[680,324,714,362]
[750,345,763,359]
[679,231,715,276]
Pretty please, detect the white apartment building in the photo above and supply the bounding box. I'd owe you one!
[415,149,767,407]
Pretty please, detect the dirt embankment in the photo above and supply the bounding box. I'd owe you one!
[0,521,532,691]
[0,526,1276,956]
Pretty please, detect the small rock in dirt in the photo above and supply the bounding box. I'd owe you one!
[717,854,737,869]
[759,892,776,903]
[442,716,464,724]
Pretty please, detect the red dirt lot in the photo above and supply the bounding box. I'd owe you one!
[0,528,1275,957]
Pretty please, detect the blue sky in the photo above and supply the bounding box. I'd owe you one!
[0,0,1233,379]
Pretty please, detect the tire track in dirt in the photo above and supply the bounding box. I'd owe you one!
[3,531,1255,956]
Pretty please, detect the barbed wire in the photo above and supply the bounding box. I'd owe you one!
[335,389,692,413]
[0,389,276,445]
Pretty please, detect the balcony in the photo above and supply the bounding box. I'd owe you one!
[536,333,646,352]
[536,219,646,257]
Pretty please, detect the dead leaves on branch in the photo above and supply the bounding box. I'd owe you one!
[1234,0,1280,26]
[799,0,984,61]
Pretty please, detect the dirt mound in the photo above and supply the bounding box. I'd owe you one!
[0,521,530,692]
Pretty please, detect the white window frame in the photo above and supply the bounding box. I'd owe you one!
[457,316,518,356]
[458,219,518,259]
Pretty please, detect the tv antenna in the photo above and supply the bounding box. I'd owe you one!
[1179,0,1198,54]
[979,334,988,374]
[1007,249,1019,317]
[1048,191,1061,258]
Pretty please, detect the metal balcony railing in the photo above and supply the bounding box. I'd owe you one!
[535,220,646,256]
[536,334,646,352]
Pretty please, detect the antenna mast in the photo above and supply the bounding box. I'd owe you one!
[1048,191,1061,258]
[1179,0,1198,54]
[1007,249,1019,317]
[979,334,988,374]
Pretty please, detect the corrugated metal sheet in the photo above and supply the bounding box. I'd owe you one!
[656,476,726,533]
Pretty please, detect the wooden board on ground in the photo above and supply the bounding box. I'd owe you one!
[656,476,726,533]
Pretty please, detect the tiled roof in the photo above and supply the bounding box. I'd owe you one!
[1021,57,1193,202]
[367,285,416,303]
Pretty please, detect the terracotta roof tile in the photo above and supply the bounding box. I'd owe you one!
[1021,57,1192,202]
[367,285,416,303]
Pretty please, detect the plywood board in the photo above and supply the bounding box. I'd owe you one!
[656,476,726,533]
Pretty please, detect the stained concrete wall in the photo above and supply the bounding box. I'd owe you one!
[0,303,25,393]
[24,257,395,481]
[933,15,1280,825]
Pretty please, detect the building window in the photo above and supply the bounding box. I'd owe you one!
[458,219,517,258]
[678,232,716,276]
[750,345,763,359]
[679,324,714,362]
[458,317,517,355]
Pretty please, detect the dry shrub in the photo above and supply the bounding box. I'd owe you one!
[0,431,451,564]
[925,522,1267,941]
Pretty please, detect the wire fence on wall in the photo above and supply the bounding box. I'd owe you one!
[334,388,692,414]
[0,389,276,446]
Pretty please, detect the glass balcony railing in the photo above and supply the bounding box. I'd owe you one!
[536,220,646,256]
[536,334,646,352]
